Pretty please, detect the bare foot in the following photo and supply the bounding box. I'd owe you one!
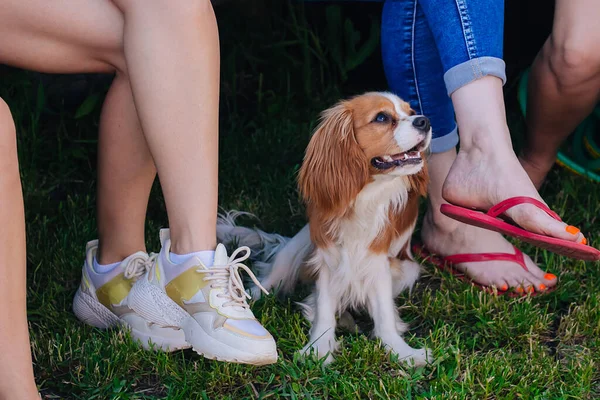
[442,144,585,244]
[444,76,585,246]
[422,204,558,293]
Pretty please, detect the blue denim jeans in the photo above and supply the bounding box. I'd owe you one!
[381,0,506,153]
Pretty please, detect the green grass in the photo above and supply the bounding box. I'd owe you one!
[1,2,600,398]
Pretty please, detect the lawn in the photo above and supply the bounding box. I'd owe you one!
[1,1,599,399]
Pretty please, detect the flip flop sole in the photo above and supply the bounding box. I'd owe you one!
[441,204,600,262]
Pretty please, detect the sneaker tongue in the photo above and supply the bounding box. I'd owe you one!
[214,243,229,266]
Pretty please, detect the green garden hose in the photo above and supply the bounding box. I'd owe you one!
[517,68,600,183]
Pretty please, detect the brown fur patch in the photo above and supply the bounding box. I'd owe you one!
[298,102,370,247]
[400,101,415,116]
[369,161,429,255]
[368,190,421,254]
[408,158,430,197]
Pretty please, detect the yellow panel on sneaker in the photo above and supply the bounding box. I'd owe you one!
[96,274,134,310]
[165,267,209,307]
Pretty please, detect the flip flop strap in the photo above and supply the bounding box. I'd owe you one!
[486,196,562,222]
[444,246,528,272]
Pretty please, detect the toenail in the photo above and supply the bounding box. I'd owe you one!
[501,284,508,291]
[544,273,556,281]
[581,237,587,245]
[539,284,546,291]
[527,286,535,293]
[516,287,524,293]
[566,225,580,235]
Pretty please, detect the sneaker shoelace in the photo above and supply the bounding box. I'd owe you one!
[196,246,269,310]
[123,254,154,280]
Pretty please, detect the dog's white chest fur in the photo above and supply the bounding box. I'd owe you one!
[311,176,416,310]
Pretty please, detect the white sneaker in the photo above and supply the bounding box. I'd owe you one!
[128,229,278,365]
[73,240,189,351]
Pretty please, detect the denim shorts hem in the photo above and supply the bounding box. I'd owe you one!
[443,57,506,96]
[430,126,459,153]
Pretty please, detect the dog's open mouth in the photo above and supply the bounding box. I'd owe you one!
[371,142,426,170]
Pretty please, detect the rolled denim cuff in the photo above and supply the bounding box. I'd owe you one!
[443,56,506,96]
[430,125,459,154]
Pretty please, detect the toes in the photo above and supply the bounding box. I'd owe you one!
[506,277,522,293]
[496,279,509,292]
[485,277,509,293]
[521,255,559,288]
[515,205,582,242]
[523,276,546,293]
[543,272,558,285]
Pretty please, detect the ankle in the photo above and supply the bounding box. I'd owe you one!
[460,125,513,156]
[97,245,145,265]
[423,204,460,235]
[169,249,215,266]
[169,229,216,255]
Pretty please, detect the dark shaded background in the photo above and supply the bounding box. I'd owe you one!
[2,0,556,113]
[0,0,558,223]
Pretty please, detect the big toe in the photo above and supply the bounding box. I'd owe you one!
[510,204,584,243]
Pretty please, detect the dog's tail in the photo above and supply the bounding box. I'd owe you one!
[216,211,313,299]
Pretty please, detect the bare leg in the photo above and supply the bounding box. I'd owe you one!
[96,74,156,264]
[443,77,586,244]
[0,99,38,399]
[520,0,600,188]
[424,149,558,292]
[109,0,219,254]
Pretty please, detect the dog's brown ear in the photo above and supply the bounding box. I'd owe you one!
[298,103,369,219]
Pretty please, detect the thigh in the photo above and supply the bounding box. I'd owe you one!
[0,0,125,74]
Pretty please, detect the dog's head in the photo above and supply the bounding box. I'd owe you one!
[298,92,431,217]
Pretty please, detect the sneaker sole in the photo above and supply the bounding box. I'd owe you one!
[73,286,189,352]
[128,277,278,366]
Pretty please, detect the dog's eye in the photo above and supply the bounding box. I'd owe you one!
[373,113,389,123]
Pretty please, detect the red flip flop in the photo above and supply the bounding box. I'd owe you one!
[440,196,600,262]
[412,244,556,297]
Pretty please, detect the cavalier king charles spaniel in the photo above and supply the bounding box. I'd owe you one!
[217,92,433,367]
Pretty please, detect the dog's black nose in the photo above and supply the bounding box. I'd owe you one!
[412,116,430,132]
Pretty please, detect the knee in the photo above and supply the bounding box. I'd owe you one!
[111,0,214,22]
[545,37,600,90]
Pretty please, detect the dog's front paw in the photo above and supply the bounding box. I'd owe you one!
[396,347,433,367]
[300,338,338,365]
